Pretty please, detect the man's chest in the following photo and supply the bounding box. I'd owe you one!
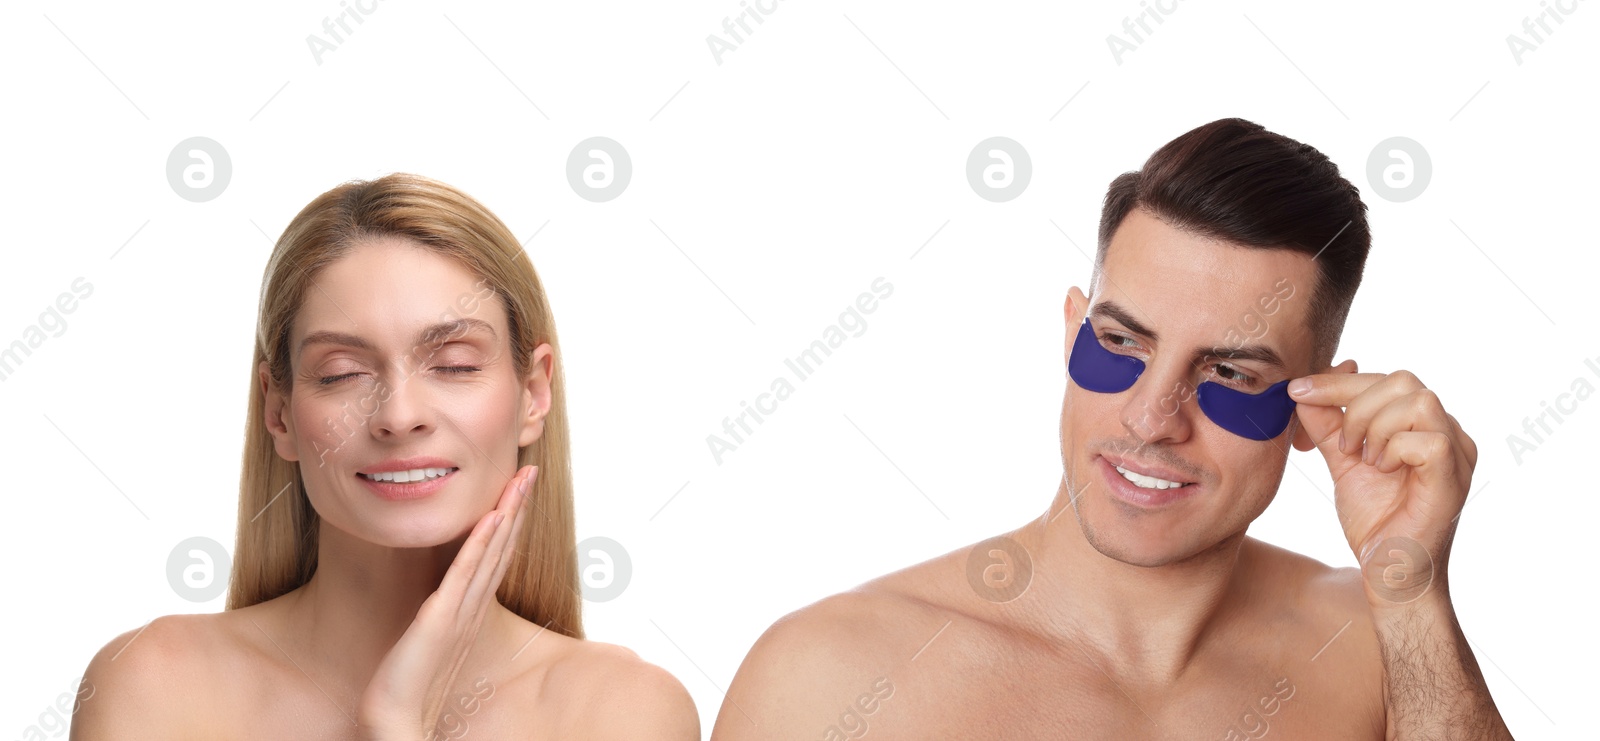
[854,649,1383,740]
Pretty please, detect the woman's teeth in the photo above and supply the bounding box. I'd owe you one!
[1114,465,1189,490]
[361,467,456,483]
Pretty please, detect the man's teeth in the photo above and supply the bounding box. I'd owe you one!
[1114,465,1189,490]
[361,467,456,483]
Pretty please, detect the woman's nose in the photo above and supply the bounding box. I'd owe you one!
[366,370,434,439]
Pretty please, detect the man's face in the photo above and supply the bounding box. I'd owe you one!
[1060,207,1322,567]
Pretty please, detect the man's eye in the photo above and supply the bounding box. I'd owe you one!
[1101,333,1139,350]
[1212,364,1258,387]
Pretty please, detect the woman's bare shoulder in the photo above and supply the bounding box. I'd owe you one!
[73,613,231,739]
[511,629,699,739]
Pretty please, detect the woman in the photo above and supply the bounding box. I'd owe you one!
[73,174,699,739]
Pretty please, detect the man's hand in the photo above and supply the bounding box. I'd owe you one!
[1290,370,1512,740]
[1288,370,1477,604]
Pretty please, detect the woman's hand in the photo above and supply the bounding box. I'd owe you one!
[355,465,537,741]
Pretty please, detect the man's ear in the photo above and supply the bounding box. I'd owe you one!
[260,361,300,463]
[517,343,555,448]
[1290,357,1358,452]
[1064,286,1089,359]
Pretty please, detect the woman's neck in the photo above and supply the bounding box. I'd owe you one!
[272,520,518,701]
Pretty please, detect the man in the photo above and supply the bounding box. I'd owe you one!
[712,118,1512,739]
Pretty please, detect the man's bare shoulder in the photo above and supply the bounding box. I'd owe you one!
[73,613,226,740]
[739,540,993,667]
[1240,536,1381,637]
[1238,537,1385,714]
[713,540,1014,740]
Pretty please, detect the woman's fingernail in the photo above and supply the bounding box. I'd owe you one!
[495,513,506,527]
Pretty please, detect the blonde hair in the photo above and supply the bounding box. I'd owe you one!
[226,173,583,638]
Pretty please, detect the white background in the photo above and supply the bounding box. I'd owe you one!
[2,1,1594,738]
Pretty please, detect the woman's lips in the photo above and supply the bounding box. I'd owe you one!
[357,468,456,501]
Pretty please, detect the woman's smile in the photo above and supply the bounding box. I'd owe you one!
[356,469,456,501]
[355,456,462,501]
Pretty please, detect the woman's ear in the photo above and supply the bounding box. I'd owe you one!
[517,343,555,448]
[259,361,300,462]
[1290,357,1358,452]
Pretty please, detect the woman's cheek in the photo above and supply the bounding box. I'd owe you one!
[451,384,515,445]
[295,397,366,471]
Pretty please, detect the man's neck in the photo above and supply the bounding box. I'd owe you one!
[1018,476,1249,687]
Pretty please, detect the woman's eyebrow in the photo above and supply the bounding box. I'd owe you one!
[298,318,497,354]
[419,318,497,347]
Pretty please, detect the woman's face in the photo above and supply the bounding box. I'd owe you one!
[261,236,551,548]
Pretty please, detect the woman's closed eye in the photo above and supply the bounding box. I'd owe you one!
[317,366,483,386]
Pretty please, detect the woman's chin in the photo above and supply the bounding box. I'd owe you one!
[343,514,478,549]
[391,524,476,549]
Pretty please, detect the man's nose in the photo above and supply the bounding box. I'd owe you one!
[1121,368,1197,447]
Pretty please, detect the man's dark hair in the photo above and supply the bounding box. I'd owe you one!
[1096,117,1370,368]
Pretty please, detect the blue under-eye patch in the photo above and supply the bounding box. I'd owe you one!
[1194,379,1297,440]
[1068,319,1297,441]
[1067,319,1145,393]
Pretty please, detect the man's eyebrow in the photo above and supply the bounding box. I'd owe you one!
[298,318,497,354]
[1087,300,1287,372]
[1087,300,1158,340]
[1208,344,1287,372]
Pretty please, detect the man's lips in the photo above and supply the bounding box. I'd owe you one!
[1098,451,1197,487]
[1096,456,1200,508]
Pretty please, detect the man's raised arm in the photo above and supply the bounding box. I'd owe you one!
[1288,370,1513,739]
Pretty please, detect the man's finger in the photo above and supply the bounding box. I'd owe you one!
[1297,371,1427,459]
[1374,431,1460,498]
[1292,396,1360,482]
[1360,388,1452,467]
[1288,372,1392,407]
